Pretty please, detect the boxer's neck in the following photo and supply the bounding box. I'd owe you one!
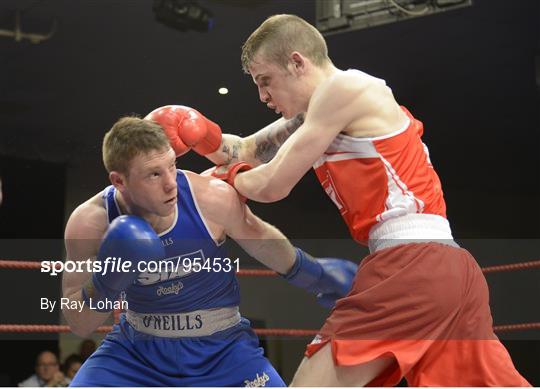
[114,190,176,234]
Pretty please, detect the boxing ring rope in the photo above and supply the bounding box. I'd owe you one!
[1,259,539,273]
[0,259,539,336]
[0,323,539,335]
[0,324,321,337]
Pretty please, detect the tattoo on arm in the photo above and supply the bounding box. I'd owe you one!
[220,139,242,165]
[254,113,305,163]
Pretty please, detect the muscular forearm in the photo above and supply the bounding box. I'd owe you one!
[234,139,300,203]
[244,233,296,275]
[234,165,287,203]
[205,134,249,166]
[234,209,296,274]
[234,118,330,203]
[62,274,110,337]
[62,288,110,337]
[206,113,305,167]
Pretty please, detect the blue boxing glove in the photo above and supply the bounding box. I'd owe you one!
[82,215,165,312]
[284,248,358,308]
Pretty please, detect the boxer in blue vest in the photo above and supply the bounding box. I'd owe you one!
[63,116,357,386]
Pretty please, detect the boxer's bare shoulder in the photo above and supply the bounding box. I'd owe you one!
[318,70,409,139]
[65,192,108,242]
[182,170,230,240]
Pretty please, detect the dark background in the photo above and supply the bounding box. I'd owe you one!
[0,0,538,386]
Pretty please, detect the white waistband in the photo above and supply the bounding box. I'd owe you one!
[125,306,241,338]
[368,214,459,254]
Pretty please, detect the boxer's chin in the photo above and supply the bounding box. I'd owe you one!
[281,110,293,120]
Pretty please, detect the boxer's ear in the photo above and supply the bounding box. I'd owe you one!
[109,171,126,192]
[290,52,306,75]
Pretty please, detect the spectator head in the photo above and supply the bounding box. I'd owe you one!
[62,354,83,379]
[35,351,59,383]
[78,339,96,361]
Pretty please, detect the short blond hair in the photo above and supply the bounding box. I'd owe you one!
[241,14,331,73]
[102,116,170,174]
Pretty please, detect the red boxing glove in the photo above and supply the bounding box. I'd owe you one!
[210,162,252,186]
[145,105,222,157]
[207,162,252,202]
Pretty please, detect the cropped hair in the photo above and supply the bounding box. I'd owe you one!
[102,116,169,174]
[241,14,331,73]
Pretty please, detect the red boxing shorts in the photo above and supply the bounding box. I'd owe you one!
[305,242,530,386]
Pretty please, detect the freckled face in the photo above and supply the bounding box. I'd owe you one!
[124,148,178,217]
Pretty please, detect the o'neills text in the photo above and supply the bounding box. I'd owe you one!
[142,314,203,331]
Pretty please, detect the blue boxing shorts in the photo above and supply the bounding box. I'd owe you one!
[70,313,285,387]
